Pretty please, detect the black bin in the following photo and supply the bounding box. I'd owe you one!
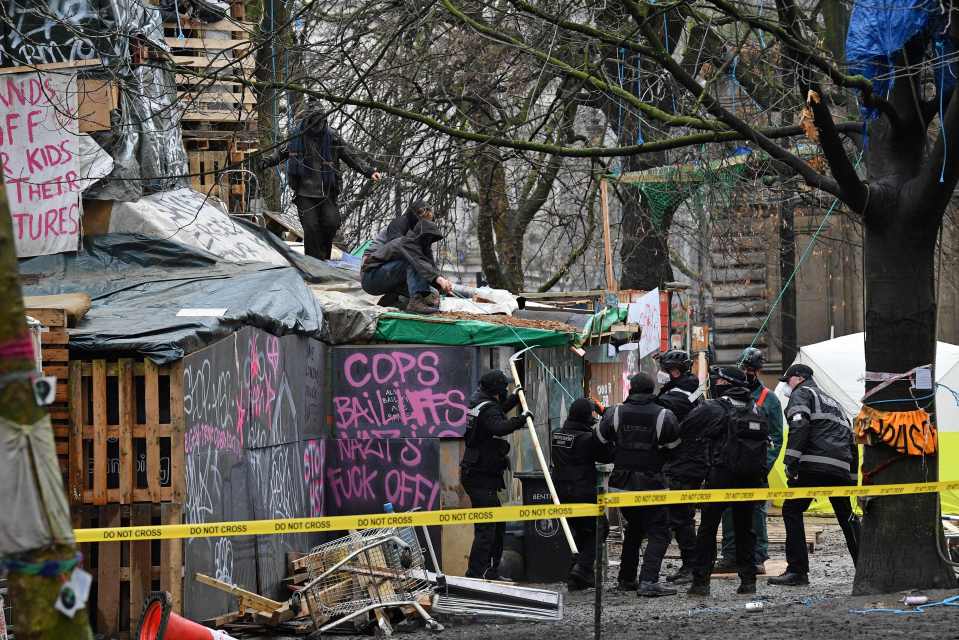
[515,472,572,582]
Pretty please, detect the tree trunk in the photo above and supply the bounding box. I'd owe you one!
[853,214,955,594]
[253,0,288,212]
[779,201,797,366]
[473,148,515,290]
[619,183,676,290]
[1,193,92,637]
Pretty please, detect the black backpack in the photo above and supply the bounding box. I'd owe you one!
[721,400,769,479]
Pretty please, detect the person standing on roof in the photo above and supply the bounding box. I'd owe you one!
[713,347,784,576]
[258,101,381,260]
[768,364,860,587]
[460,370,532,580]
[685,366,769,597]
[653,349,705,585]
[598,373,682,597]
[551,397,614,591]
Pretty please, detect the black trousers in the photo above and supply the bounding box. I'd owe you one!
[691,500,757,579]
[619,504,670,583]
[464,484,504,578]
[666,476,701,566]
[570,512,609,578]
[293,194,339,260]
[782,471,860,574]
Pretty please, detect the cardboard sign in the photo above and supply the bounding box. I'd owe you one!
[2,72,80,257]
[627,288,661,358]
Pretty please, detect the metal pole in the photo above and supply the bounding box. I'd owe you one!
[593,511,604,640]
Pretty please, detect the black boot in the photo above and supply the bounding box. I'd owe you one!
[767,572,809,586]
[638,581,677,597]
[666,566,693,584]
[687,577,710,596]
[737,575,757,594]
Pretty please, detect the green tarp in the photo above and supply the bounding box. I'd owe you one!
[576,305,628,346]
[374,312,573,347]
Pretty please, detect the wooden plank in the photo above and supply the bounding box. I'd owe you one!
[0,59,102,75]
[42,365,69,379]
[170,361,185,505]
[171,55,255,69]
[164,18,255,32]
[40,327,68,345]
[23,307,67,327]
[599,178,617,292]
[180,110,253,122]
[43,347,69,362]
[180,90,257,105]
[69,361,84,505]
[161,504,184,613]
[129,504,153,626]
[119,359,135,504]
[194,574,284,612]
[164,37,250,50]
[96,505,122,634]
[92,360,108,506]
[145,361,161,503]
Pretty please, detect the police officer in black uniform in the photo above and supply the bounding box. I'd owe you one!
[685,366,769,596]
[461,370,532,579]
[768,364,860,586]
[551,397,614,590]
[598,373,682,597]
[655,349,705,584]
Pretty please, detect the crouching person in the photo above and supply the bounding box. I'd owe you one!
[551,398,614,590]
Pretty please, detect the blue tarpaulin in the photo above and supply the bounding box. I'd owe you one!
[846,1,955,116]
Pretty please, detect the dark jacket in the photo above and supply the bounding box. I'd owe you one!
[682,386,765,489]
[598,392,681,490]
[460,390,524,489]
[261,122,375,199]
[657,373,706,484]
[361,219,443,283]
[551,417,614,501]
[783,380,858,484]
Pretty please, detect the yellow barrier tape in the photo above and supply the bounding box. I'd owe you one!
[599,480,959,507]
[73,503,601,543]
[73,481,959,543]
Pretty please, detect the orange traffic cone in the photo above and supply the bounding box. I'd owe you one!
[136,592,237,640]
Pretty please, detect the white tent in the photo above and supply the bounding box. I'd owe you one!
[772,332,959,513]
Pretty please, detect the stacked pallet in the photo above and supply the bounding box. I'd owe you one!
[166,0,257,211]
[24,306,73,480]
[68,358,185,637]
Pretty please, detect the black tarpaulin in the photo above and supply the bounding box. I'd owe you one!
[18,234,324,364]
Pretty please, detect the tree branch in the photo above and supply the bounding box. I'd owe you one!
[626,5,844,200]
[440,0,725,132]
[807,88,869,213]
[537,182,598,292]
[230,74,862,160]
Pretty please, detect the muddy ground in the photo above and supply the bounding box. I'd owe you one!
[257,519,959,639]
[437,521,958,640]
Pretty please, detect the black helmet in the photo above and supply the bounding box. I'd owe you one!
[658,349,691,372]
[479,369,511,396]
[739,347,765,370]
[709,365,748,389]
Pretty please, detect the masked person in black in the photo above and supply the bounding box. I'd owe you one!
[551,398,614,590]
[686,366,769,597]
[258,103,381,260]
[461,370,532,579]
[654,349,704,585]
[768,364,860,587]
[598,373,681,597]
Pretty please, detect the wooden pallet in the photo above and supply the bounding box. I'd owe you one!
[68,359,185,506]
[24,307,71,478]
[73,503,183,638]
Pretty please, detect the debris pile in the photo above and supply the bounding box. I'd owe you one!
[194,524,563,637]
[435,312,578,333]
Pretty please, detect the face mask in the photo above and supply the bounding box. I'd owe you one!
[775,381,792,398]
[656,370,671,385]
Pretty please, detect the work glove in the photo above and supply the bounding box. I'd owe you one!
[519,410,534,423]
